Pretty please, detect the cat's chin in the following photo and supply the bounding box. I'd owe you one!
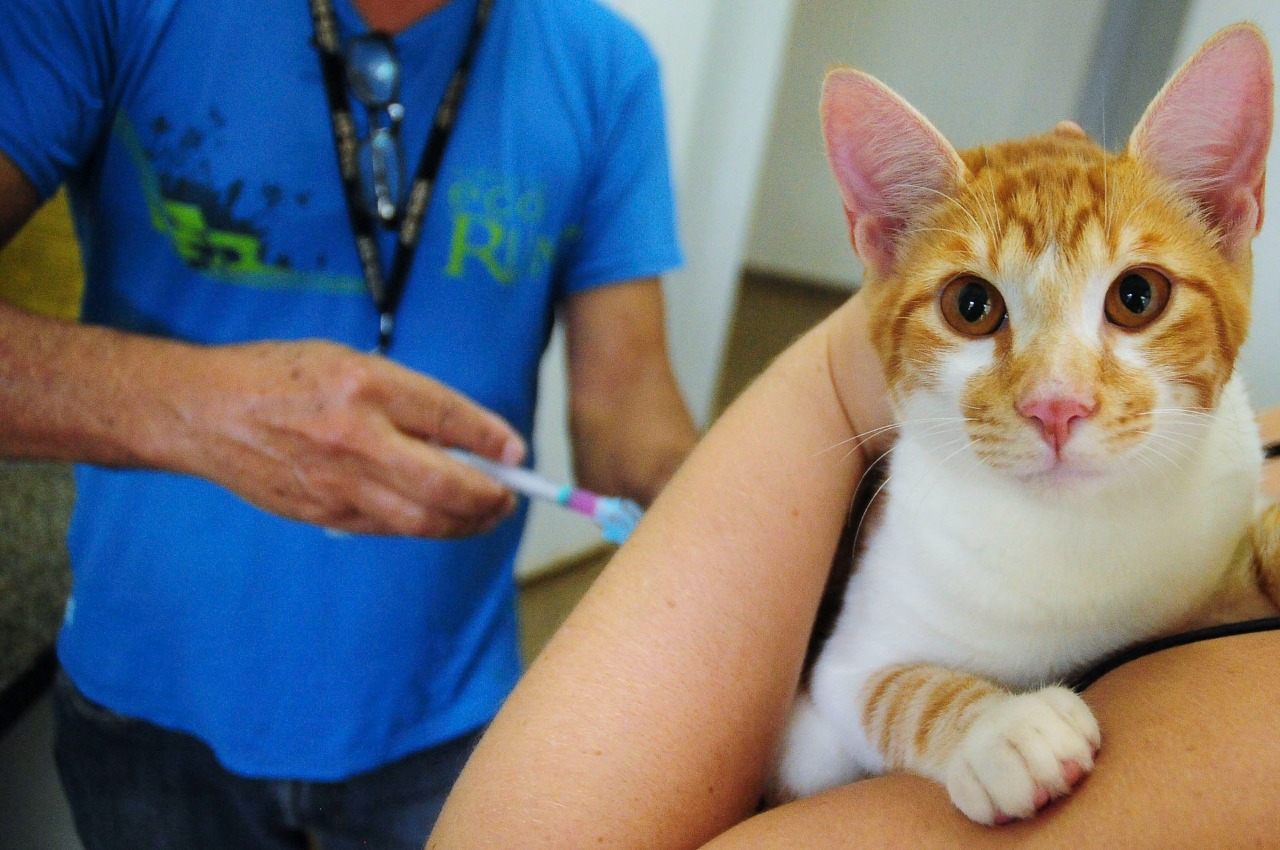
[1009,458,1111,494]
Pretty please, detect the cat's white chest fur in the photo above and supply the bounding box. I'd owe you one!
[796,375,1263,781]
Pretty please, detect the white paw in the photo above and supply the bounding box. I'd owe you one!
[945,686,1100,825]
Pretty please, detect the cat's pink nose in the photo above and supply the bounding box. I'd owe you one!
[1018,396,1096,453]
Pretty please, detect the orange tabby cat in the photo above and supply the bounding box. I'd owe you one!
[770,23,1280,825]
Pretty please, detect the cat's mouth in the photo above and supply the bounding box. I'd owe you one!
[1020,461,1105,485]
[1009,438,1111,488]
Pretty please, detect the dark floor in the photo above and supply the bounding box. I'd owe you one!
[517,270,850,662]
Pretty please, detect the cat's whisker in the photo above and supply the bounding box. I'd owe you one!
[1117,187,1170,234]
[1134,405,1255,463]
[1146,414,1212,438]
[1140,405,1217,418]
[1101,111,1112,236]
[901,226,973,243]
[1133,441,1192,490]
[818,417,973,462]
[916,432,970,465]
[1130,423,1210,446]
[1129,449,1178,491]
[851,461,896,549]
[817,424,900,459]
[1138,424,1202,468]
[897,182,983,235]
[916,420,968,440]
[1138,432,1198,468]
[975,172,1003,238]
[1134,411,1209,435]
[840,419,975,465]
[903,436,980,513]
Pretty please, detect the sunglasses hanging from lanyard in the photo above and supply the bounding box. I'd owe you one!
[308,0,493,353]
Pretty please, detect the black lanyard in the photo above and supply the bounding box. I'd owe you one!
[308,0,492,352]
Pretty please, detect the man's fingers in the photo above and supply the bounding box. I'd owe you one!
[383,364,525,465]
[197,341,526,537]
[331,476,513,538]
[357,424,519,533]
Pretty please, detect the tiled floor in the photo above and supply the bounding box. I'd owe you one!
[517,271,850,663]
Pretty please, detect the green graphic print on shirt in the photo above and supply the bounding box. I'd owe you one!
[113,112,576,294]
[444,170,580,285]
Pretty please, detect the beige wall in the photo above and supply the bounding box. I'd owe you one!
[519,0,797,574]
[745,0,1108,289]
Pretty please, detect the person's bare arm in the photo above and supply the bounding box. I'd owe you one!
[431,273,1280,847]
[562,277,698,506]
[702,627,1280,849]
[429,293,892,848]
[700,409,1280,848]
[0,152,524,537]
[1259,406,1280,497]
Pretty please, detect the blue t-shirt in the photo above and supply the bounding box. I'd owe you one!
[0,0,680,779]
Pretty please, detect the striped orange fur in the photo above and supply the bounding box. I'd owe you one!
[862,664,1000,773]
[861,127,1252,434]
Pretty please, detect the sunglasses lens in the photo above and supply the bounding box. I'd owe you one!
[358,127,404,223]
[346,37,399,106]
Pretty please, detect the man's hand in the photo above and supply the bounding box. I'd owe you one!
[0,299,525,537]
[171,340,526,537]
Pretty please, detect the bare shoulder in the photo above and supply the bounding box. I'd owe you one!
[705,629,1280,849]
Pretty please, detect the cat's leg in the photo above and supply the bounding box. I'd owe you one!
[860,663,1100,825]
[767,690,866,805]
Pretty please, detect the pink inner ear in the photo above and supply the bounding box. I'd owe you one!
[821,69,963,275]
[1129,24,1274,251]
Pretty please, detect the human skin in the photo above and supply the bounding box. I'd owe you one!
[0,149,694,536]
[430,290,1280,849]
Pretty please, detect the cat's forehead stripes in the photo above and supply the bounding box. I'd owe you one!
[868,128,1252,418]
[958,134,1116,266]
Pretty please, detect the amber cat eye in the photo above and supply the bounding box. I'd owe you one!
[1105,267,1171,330]
[941,275,1006,337]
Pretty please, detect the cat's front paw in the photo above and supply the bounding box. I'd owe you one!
[945,686,1100,825]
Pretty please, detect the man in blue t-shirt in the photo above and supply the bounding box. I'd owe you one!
[0,0,698,846]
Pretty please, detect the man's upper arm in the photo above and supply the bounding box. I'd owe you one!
[0,0,126,237]
[0,151,44,250]
[562,277,673,401]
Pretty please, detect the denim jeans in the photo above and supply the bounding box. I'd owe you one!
[52,671,483,850]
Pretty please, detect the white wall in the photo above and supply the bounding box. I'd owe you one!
[516,0,797,574]
[746,0,1108,288]
[1174,3,1280,408]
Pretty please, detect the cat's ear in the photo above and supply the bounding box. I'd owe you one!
[1128,23,1274,258]
[821,68,964,277]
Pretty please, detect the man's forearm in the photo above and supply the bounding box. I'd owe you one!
[0,299,527,536]
[569,358,697,506]
[0,299,192,467]
[563,278,698,506]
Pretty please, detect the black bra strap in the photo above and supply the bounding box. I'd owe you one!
[1069,615,1280,692]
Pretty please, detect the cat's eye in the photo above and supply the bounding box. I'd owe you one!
[1105,267,1171,329]
[940,275,1006,337]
